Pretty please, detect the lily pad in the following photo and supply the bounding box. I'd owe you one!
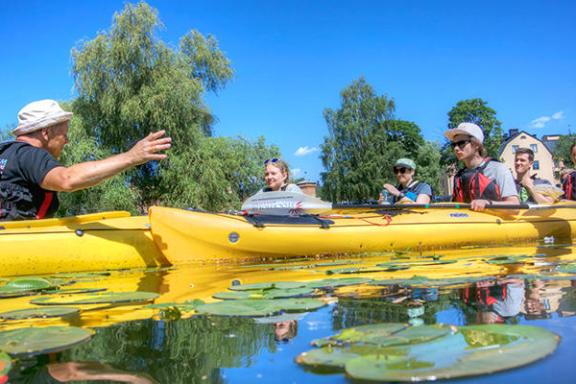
[377,260,456,268]
[484,255,529,265]
[0,277,56,298]
[314,260,357,267]
[30,291,159,305]
[263,287,316,299]
[0,307,79,320]
[229,281,306,291]
[42,287,108,295]
[299,324,559,382]
[326,267,392,275]
[195,298,326,317]
[0,351,11,377]
[557,264,576,274]
[306,278,372,289]
[297,344,405,371]
[2,277,55,290]
[370,276,432,287]
[0,326,93,357]
[312,323,450,348]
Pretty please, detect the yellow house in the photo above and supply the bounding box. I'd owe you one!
[499,130,559,185]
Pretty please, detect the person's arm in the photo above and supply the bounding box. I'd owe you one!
[415,193,431,204]
[521,175,555,204]
[41,131,171,192]
[470,195,520,212]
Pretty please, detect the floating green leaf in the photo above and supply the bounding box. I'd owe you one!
[263,287,316,299]
[0,307,79,320]
[0,277,57,298]
[213,291,264,300]
[299,324,560,382]
[195,298,326,317]
[42,287,108,295]
[306,278,372,289]
[229,281,306,291]
[0,350,11,377]
[0,326,93,357]
[484,255,529,265]
[31,291,159,305]
[557,264,576,274]
[312,323,450,348]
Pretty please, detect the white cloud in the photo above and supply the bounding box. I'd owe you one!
[291,168,301,177]
[530,111,564,129]
[294,146,319,156]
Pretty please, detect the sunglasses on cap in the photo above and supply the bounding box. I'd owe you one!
[264,158,279,165]
[450,139,471,150]
[393,167,411,174]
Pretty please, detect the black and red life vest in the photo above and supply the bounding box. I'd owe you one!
[452,158,502,203]
[562,171,576,201]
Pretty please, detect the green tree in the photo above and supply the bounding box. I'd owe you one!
[445,98,503,159]
[320,78,436,203]
[63,1,269,214]
[320,78,395,202]
[553,134,576,166]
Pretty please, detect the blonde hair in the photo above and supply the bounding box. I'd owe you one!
[264,158,291,183]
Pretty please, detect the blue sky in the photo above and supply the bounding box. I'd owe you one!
[1,1,575,182]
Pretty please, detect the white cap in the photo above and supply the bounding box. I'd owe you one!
[444,122,484,144]
[12,99,73,136]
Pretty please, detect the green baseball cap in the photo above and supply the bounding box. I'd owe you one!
[395,158,416,170]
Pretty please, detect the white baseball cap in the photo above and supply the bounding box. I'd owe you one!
[444,122,484,144]
[12,99,73,136]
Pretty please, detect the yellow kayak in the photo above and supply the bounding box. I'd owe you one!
[149,203,576,263]
[0,212,167,277]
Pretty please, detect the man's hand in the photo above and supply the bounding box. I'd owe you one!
[127,130,172,166]
[470,199,491,211]
[520,172,534,188]
[383,183,401,197]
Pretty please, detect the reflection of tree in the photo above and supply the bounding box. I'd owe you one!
[65,316,276,383]
[333,291,453,329]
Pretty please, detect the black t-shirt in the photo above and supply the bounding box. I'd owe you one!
[0,141,62,221]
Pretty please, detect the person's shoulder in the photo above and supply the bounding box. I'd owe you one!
[414,180,432,194]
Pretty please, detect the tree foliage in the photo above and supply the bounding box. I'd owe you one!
[58,2,277,214]
[445,98,503,160]
[320,78,441,202]
[553,134,576,165]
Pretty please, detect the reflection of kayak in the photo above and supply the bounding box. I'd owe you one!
[149,204,576,263]
[0,212,167,277]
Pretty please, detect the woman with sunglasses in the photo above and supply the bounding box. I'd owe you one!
[445,123,519,211]
[258,158,303,193]
[381,158,432,204]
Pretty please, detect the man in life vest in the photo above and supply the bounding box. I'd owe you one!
[445,122,519,211]
[514,147,556,204]
[0,99,171,221]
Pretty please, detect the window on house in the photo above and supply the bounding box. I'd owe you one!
[530,144,538,153]
[533,160,540,170]
[512,145,519,153]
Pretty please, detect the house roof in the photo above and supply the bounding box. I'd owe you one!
[498,130,554,157]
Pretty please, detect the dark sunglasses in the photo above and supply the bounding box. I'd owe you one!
[264,158,279,165]
[450,139,471,150]
[393,167,410,174]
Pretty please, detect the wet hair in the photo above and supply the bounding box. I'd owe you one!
[470,137,488,157]
[264,158,291,183]
[515,147,535,162]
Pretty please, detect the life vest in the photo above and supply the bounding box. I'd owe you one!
[0,141,58,221]
[453,158,502,203]
[562,171,576,201]
[394,180,431,203]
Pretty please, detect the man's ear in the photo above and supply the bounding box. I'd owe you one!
[41,127,51,140]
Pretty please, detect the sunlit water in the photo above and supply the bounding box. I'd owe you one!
[3,243,576,383]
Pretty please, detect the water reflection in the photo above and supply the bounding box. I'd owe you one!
[12,359,159,383]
